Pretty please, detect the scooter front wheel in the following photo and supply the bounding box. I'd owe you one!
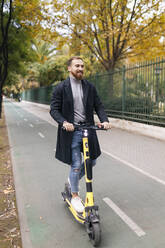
[88,222,101,247]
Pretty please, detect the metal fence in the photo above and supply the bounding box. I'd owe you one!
[22,57,165,127]
[22,85,54,105]
[89,57,165,127]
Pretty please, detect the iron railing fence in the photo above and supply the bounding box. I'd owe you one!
[22,57,165,127]
[88,57,165,127]
[22,84,55,105]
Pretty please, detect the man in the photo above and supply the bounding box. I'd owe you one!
[50,56,111,213]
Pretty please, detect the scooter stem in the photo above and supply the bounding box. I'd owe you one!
[82,129,94,207]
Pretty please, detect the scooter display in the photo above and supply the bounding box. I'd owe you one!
[61,124,106,247]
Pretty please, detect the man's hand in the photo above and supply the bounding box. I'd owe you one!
[63,121,74,131]
[98,122,111,130]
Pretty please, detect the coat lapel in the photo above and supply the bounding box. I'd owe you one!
[64,77,74,110]
[82,79,89,109]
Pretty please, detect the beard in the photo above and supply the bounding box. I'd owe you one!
[71,70,83,80]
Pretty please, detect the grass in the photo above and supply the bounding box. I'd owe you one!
[0,105,22,248]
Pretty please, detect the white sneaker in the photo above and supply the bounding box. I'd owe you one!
[71,196,84,213]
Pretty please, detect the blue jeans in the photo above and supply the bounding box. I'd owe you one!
[69,130,96,193]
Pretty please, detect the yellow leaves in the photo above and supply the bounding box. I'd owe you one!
[3,186,15,195]
[13,0,48,38]
[12,0,164,69]
[14,0,42,18]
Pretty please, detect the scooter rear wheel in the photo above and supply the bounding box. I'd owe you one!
[88,222,101,247]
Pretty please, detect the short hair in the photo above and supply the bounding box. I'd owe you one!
[67,56,83,66]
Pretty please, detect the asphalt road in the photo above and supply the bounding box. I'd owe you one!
[4,99,165,248]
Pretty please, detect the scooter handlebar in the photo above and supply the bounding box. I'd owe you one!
[62,124,108,131]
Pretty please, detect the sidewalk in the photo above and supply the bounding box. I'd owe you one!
[18,100,165,184]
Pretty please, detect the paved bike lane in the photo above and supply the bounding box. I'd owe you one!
[4,99,165,248]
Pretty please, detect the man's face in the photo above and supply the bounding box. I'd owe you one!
[68,59,84,80]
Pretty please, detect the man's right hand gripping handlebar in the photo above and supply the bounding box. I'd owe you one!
[62,121,75,132]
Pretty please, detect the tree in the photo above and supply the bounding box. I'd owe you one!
[51,0,164,96]
[0,0,53,117]
[13,0,47,36]
[28,39,57,86]
[128,12,165,62]
[52,0,164,70]
[25,39,69,86]
[3,23,35,97]
[0,0,12,118]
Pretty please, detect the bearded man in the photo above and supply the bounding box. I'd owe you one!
[50,56,111,213]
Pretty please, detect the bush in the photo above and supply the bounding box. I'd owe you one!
[104,97,154,114]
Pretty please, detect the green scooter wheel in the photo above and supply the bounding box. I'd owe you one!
[89,222,101,247]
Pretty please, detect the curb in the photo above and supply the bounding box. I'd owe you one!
[108,117,165,142]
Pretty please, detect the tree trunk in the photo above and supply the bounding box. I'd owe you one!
[0,66,7,119]
[0,0,12,118]
[0,87,2,119]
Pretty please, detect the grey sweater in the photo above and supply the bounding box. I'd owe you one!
[70,76,86,124]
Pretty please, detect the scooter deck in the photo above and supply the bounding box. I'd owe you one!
[61,191,85,224]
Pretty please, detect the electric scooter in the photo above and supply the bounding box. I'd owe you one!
[61,124,106,247]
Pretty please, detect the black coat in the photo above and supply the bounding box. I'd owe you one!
[50,77,109,165]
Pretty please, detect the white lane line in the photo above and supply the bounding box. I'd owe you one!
[102,149,165,186]
[103,197,146,237]
[29,124,34,128]
[24,118,28,121]
[37,123,45,125]
[38,132,45,138]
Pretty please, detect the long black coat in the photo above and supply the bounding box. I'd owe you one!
[50,77,109,165]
